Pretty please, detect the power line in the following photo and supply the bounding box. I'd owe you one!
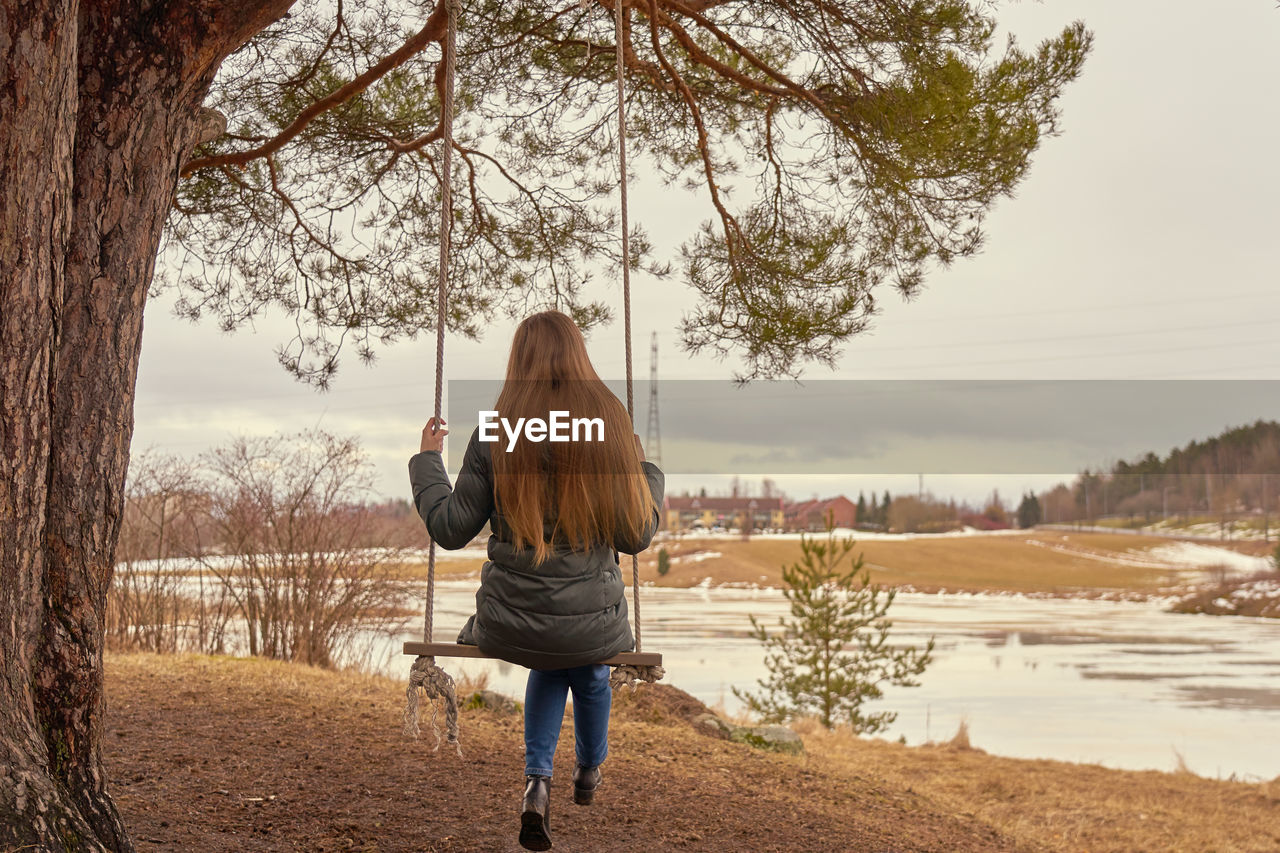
[869,287,1280,327]
[586,308,1280,370]
[842,317,1279,353]
[862,336,1280,373]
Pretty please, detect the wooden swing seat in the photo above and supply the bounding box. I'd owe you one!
[403,641,662,668]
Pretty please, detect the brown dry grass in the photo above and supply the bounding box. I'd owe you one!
[639,531,1195,594]
[103,653,1029,852]
[101,654,1280,852]
[385,530,1237,596]
[791,718,1280,853]
[386,556,486,581]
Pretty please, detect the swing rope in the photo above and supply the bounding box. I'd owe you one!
[609,0,664,691]
[404,0,462,755]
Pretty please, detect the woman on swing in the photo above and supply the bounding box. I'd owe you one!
[410,309,664,851]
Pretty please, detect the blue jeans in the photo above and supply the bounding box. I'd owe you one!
[523,664,611,778]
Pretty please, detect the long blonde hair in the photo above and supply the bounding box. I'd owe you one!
[491,310,654,564]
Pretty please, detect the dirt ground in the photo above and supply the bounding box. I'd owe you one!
[104,653,1280,853]
[104,653,1031,853]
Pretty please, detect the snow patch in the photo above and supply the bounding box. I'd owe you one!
[1141,542,1272,576]
[672,550,723,565]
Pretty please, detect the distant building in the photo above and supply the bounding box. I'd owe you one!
[784,496,857,531]
[664,495,786,531]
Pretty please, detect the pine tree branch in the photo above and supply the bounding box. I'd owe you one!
[182,2,450,176]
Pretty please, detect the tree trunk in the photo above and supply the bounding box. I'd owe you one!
[1,0,292,846]
[0,4,97,848]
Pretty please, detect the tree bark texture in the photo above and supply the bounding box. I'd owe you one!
[1,1,295,848]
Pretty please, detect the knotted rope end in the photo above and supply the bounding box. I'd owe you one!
[404,655,464,757]
[609,663,666,693]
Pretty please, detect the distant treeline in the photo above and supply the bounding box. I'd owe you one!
[853,420,1280,533]
[1038,418,1280,524]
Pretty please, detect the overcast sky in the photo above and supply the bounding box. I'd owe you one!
[131,0,1280,506]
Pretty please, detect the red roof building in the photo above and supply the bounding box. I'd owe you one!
[784,495,857,531]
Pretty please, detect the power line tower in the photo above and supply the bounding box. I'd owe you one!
[645,331,662,468]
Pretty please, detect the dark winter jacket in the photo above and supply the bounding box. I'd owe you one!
[409,426,665,671]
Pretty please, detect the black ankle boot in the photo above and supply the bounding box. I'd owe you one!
[519,775,552,851]
[571,764,602,806]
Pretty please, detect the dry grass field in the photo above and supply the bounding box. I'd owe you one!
[633,530,1230,594]
[386,529,1260,596]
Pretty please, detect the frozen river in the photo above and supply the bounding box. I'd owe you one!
[382,582,1280,781]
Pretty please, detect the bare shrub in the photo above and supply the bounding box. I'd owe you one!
[944,718,978,752]
[1172,747,1197,777]
[886,495,960,534]
[453,668,491,696]
[108,450,233,654]
[201,430,410,668]
[1169,566,1280,619]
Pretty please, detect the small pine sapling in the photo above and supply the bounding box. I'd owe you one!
[735,521,935,732]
